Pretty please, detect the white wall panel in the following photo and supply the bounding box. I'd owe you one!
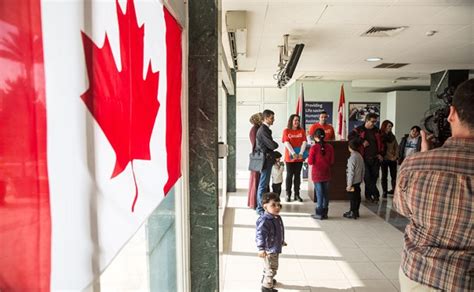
[236,104,261,139]
[264,87,287,102]
[237,88,262,102]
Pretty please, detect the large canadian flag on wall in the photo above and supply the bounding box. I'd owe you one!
[0,0,182,290]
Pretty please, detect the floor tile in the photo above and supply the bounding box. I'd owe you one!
[349,279,399,292]
[331,248,371,262]
[375,261,401,280]
[300,260,348,281]
[336,261,386,280]
[308,279,354,291]
[360,246,403,262]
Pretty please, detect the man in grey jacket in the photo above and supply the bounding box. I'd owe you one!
[255,109,279,215]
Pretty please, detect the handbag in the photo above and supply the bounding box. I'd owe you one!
[248,151,265,172]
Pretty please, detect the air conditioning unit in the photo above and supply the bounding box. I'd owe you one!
[225,11,247,70]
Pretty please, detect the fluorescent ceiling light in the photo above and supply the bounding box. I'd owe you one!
[365,57,382,62]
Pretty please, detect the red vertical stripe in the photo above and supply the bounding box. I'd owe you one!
[0,1,51,291]
[163,7,182,194]
[338,84,345,136]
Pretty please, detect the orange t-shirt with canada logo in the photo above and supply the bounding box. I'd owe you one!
[282,128,306,162]
[308,123,335,140]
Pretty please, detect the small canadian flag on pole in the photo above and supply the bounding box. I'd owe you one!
[337,84,347,140]
[0,0,182,290]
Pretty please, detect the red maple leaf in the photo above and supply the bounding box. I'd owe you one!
[81,0,159,211]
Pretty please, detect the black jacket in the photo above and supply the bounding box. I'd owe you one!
[398,134,421,164]
[256,124,279,169]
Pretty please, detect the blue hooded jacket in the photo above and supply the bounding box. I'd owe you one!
[256,212,285,254]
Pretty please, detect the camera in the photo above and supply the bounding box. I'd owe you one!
[421,87,453,147]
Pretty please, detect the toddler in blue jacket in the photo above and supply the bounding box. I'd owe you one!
[256,192,286,292]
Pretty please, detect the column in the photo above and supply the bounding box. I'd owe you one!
[188,0,219,291]
[226,68,236,192]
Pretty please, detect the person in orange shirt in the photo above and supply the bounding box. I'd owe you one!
[308,111,335,141]
[282,114,307,202]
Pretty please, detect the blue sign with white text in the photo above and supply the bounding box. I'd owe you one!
[303,101,333,132]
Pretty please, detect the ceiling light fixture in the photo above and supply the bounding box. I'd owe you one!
[365,57,383,62]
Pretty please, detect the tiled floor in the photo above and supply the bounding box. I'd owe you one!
[222,179,404,292]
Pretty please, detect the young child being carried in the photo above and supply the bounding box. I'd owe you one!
[271,151,284,196]
[256,192,286,292]
[344,139,365,219]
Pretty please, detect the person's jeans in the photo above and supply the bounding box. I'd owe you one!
[285,162,303,196]
[315,181,329,210]
[381,160,397,193]
[257,164,272,215]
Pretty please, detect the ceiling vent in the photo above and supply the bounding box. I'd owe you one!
[361,26,408,37]
[374,63,409,69]
[395,76,418,81]
[226,11,247,70]
[303,75,323,80]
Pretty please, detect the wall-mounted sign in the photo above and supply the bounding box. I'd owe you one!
[348,102,381,130]
[304,101,333,132]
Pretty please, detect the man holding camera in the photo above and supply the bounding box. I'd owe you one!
[394,79,474,291]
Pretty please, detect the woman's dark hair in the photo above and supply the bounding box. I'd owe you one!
[380,120,393,133]
[287,114,301,129]
[314,128,326,156]
[274,151,282,159]
[262,192,280,205]
[380,120,395,143]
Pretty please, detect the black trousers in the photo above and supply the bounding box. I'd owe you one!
[285,162,303,196]
[364,158,380,200]
[381,160,397,193]
[348,183,361,212]
[272,183,282,196]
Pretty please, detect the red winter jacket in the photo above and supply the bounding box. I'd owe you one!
[307,143,334,183]
[348,125,384,158]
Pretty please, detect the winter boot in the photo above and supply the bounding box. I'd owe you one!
[294,193,303,202]
[343,211,357,219]
[322,208,329,219]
